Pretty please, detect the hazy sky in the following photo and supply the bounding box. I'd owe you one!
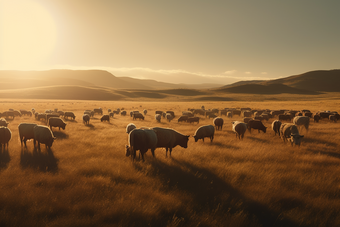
[1,0,339,85]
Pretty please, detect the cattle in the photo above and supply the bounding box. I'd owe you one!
[232,121,247,140]
[271,120,282,136]
[313,114,320,123]
[94,108,103,115]
[64,112,76,120]
[0,126,12,149]
[243,111,252,117]
[166,111,175,118]
[48,117,67,130]
[177,115,188,122]
[152,127,189,157]
[193,125,215,142]
[121,110,127,116]
[133,113,145,120]
[329,115,337,122]
[0,118,9,127]
[243,117,253,124]
[18,123,37,147]
[227,111,233,118]
[247,119,267,133]
[33,125,56,149]
[293,116,310,131]
[155,114,162,123]
[83,114,90,125]
[143,109,147,115]
[126,123,137,134]
[125,128,157,161]
[182,111,194,117]
[187,117,199,124]
[101,115,110,122]
[318,112,332,119]
[304,112,313,118]
[165,113,174,122]
[280,123,304,146]
[213,117,224,130]
[278,114,291,121]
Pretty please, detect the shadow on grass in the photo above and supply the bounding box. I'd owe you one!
[303,137,337,147]
[139,158,304,227]
[0,147,10,170]
[52,131,69,140]
[247,136,270,143]
[20,147,58,173]
[213,142,241,150]
[85,123,95,129]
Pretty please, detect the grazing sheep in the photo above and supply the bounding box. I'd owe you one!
[18,123,37,147]
[125,128,157,161]
[193,109,205,116]
[64,112,76,120]
[126,123,137,134]
[152,127,190,157]
[36,113,47,121]
[247,119,267,133]
[155,110,164,115]
[220,109,227,116]
[83,114,90,125]
[227,111,233,118]
[46,113,60,122]
[193,125,215,142]
[329,115,337,122]
[278,114,291,121]
[304,112,313,118]
[0,126,12,149]
[293,116,310,131]
[208,113,218,119]
[31,108,35,114]
[271,120,282,136]
[182,111,194,117]
[165,113,174,122]
[121,110,127,116]
[94,108,103,115]
[109,112,114,118]
[213,117,224,130]
[143,109,147,115]
[187,117,199,124]
[232,110,241,116]
[33,125,56,149]
[280,123,304,146]
[84,110,94,117]
[166,111,175,118]
[177,115,188,122]
[0,118,9,127]
[314,114,320,123]
[48,117,67,130]
[20,110,32,116]
[243,117,253,124]
[2,111,15,119]
[232,121,247,140]
[108,109,111,113]
[155,114,161,123]
[57,111,65,116]
[243,111,252,117]
[133,113,145,120]
[101,115,110,122]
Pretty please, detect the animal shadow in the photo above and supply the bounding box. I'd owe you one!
[52,131,69,140]
[20,147,58,173]
[85,123,95,129]
[0,147,10,170]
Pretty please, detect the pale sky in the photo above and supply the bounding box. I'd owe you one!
[1,0,339,85]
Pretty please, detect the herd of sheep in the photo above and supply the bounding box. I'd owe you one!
[0,106,338,162]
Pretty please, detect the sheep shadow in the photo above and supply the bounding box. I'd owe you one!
[142,158,303,227]
[85,123,95,129]
[212,141,241,150]
[0,147,10,170]
[247,136,270,143]
[52,131,69,140]
[303,137,337,147]
[20,147,58,173]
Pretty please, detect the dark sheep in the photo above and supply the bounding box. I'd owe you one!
[18,123,38,147]
[101,115,110,122]
[213,117,224,130]
[247,119,267,133]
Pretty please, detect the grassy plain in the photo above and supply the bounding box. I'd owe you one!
[0,98,339,227]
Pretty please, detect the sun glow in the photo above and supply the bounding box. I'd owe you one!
[0,0,57,70]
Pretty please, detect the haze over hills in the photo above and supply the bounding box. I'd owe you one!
[0,69,338,100]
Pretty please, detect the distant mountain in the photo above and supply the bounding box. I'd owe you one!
[218,80,265,89]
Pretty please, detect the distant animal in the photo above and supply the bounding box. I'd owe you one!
[83,114,90,125]
[46,113,60,122]
[48,117,67,130]
[18,123,37,147]
[125,128,157,161]
[220,109,227,116]
[313,114,320,123]
[33,125,56,149]
[36,113,47,121]
[108,109,111,113]
[57,111,65,116]
[0,118,9,127]
[133,113,144,120]
[280,123,304,146]
[126,123,137,134]
[247,119,267,133]
[271,120,282,136]
[232,121,247,140]
[193,109,205,116]
[243,117,253,124]
[94,108,103,115]
[64,112,76,120]
[166,111,175,118]
[304,112,313,118]
[121,110,127,116]
[155,114,161,123]
[155,110,164,115]
[20,110,32,116]
[177,115,188,122]
[109,112,114,118]
[193,125,215,142]
[227,111,233,118]
[318,112,332,119]
[130,110,139,117]
[0,126,12,149]
[243,111,252,117]
[278,114,291,121]
[84,110,94,117]
[152,127,190,157]
[187,117,199,124]
[208,113,218,119]
[232,110,241,116]
[2,111,15,119]
[165,113,173,122]
[101,115,110,122]
[143,109,147,115]
[329,115,337,123]
[31,108,35,114]
[213,117,224,130]
[293,116,310,131]
[182,111,194,117]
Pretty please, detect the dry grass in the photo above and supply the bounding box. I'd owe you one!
[0,99,339,227]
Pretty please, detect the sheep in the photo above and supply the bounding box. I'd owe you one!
[101,115,110,122]
[155,114,161,123]
[125,128,157,161]
[143,109,147,115]
[187,117,200,124]
[18,123,37,147]
[280,123,304,146]
[109,112,114,118]
[329,115,337,122]
[0,126,12,149]
[33,125,56,149]
[83,114,90,125]
[177,115,188,122]
[182,111,194,117]
[243,117,253,124]
[213,117,224,130]
[166,111,175,118]
[193,125,215,142]
[0,118,9,127]
[227,111,233,118]
[247,119,267,133]
[48,117,67,131]
[64,111,76,120]
[232,121,247,140]
[293,116,310,131]
[165,113,174,122]
[121,110,127,116]
[314,114,320,123]
[126,123,137,134]
[271,120,282,136]
[94,108,103,115]
[133,113,144,120]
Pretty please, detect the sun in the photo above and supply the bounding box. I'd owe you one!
[0,0,57,70]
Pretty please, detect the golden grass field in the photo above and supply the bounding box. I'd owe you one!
[0,98,339,227]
